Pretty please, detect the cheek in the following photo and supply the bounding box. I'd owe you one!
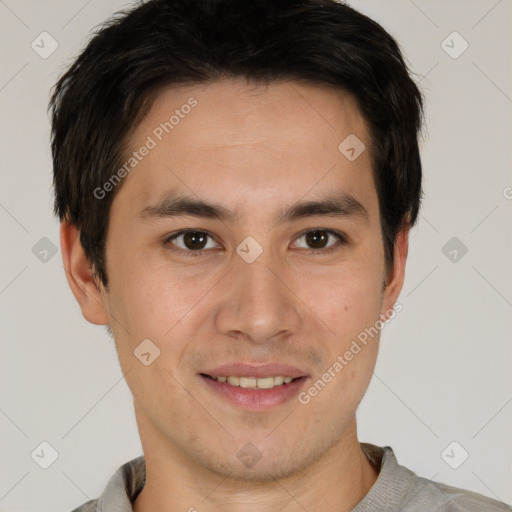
[303,279,382,405]
[303,261,384,337]
[106,252,222,357]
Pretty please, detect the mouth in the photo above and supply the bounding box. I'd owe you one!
[198,364,309,410]
[200,373,302,389]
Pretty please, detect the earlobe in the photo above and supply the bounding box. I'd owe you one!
[381,223,410,320]
[60,220,110,325]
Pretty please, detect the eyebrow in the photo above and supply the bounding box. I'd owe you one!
[138,190,369,225]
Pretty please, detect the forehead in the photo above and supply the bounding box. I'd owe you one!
[132,78,369,151]
[114,78,377,222]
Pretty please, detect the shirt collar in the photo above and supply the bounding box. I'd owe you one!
[97,455,146,512]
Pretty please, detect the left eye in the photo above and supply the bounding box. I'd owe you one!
[292,229,345,252]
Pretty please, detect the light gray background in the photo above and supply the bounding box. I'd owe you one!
[1,0,511,510]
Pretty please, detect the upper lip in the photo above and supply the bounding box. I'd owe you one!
[201,363,309,379]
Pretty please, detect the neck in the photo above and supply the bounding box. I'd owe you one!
[133,416,379,512]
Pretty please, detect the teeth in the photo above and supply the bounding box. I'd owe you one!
[255,377,277,389]
[239,377,257,388]
[211,375,296,389]
[227,376,240,386]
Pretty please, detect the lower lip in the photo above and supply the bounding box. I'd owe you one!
[199,375,308,411]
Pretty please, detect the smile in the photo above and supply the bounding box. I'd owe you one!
[199,374,308,410]
[202,374,298,389]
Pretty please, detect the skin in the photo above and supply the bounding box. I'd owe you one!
[61,78,409,512]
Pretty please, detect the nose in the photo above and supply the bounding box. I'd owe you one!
[214,245,303,345]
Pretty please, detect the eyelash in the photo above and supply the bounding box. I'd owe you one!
[163,229,348,258]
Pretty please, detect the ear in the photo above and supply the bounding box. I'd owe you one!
[380,222,409,320]
[60,219,110,325]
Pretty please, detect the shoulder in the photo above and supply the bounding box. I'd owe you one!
[70,498,100,512]
[409,476,512,512]
[68,455,146,512]
[358,444,512,512]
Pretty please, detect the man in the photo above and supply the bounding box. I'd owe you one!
[49,0,511,510]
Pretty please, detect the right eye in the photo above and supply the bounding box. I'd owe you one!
[164,230,221,257]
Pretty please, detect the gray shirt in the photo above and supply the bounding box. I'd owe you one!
[71,443,512,511]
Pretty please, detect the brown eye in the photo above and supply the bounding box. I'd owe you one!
[294,229,345,252]
[165,230,219,255]
[181,231,208,250]
[305,230,329,249]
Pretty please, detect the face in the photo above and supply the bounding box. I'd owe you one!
[66,78,407,481]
